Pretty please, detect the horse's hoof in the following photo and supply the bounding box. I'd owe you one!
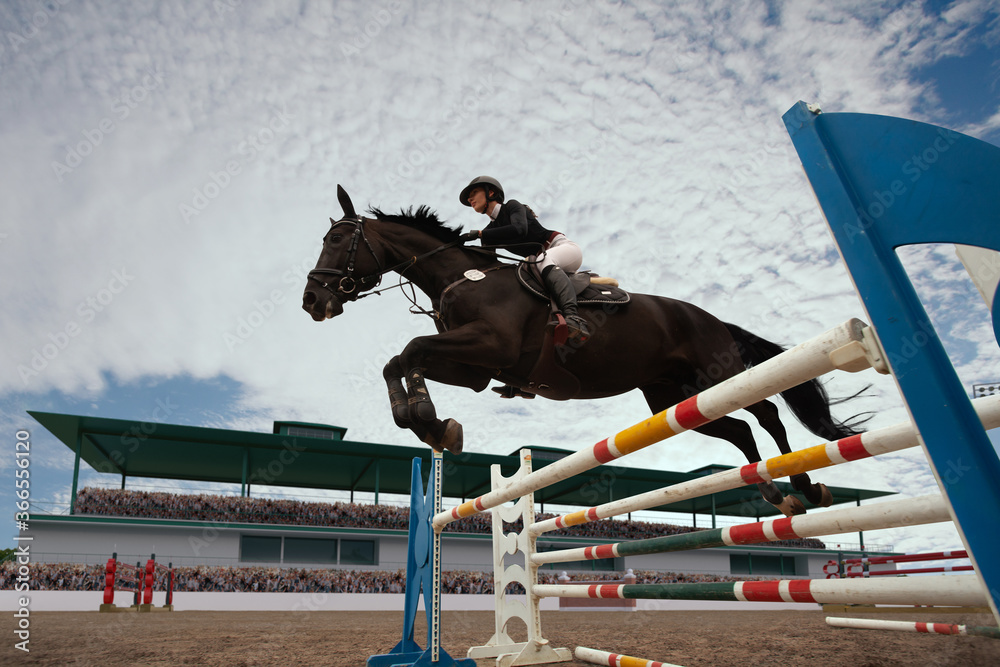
[816,483,833,508]
[775,495,806,517]
[439,418,463,455]
[423,419,463,455]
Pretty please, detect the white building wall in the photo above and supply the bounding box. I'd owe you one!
[25,516,869,579]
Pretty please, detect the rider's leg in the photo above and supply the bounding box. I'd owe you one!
[541,265,591,343]
[538,237,590,344]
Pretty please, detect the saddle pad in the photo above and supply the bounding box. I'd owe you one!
[516,263,631,305]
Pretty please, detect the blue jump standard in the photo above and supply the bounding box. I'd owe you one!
[784,100,1000,623]
[366,456,475,667]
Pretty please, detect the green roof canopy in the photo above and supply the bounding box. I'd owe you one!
[29,411,895,519]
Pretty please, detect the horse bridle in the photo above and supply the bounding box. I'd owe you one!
[307,215,385,301]
[307,212,520,306]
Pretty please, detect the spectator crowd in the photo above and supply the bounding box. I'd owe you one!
[0,562,762,594]
[2,487,827,593]
[73,487,826,549]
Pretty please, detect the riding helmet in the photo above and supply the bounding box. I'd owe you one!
[460,176,504,206]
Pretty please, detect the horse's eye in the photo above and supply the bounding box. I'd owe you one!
[329,234,343,243]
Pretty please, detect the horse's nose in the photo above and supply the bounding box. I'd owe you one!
[303,291,318,308]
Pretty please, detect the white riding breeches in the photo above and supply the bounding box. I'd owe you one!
[538,233,582,273]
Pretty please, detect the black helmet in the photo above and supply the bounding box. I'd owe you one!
[460,176,504,207]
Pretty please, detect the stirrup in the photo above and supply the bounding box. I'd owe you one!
[491,384,536,399]
[565,315,591,344]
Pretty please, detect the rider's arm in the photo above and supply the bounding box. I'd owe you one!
[479,200,530,248]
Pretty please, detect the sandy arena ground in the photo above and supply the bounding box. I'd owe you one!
[4,609,1000,666]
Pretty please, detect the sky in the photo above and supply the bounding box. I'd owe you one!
[2,0,1000,564]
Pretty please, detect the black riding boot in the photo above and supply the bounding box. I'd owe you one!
[542,265,591,344]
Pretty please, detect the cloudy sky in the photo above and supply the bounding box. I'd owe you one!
[2,0,1000,562]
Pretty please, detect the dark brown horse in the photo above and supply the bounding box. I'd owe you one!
[302,186,865,516]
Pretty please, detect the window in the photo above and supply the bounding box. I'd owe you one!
[284,538,338,564]
[730,553,797,575]
[340,539,376,565]
[241,535,281,562]
[286,426,337,440]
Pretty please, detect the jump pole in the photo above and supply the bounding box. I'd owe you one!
[841,550,967,566]
[826,616,1000,639]
[366,451,474,667]
[531,493,950,566]
[533,575,988,608]
[531,393,1000,538]
[434,318,883,532]
[574,646,684,667]
[463,396,1000,664]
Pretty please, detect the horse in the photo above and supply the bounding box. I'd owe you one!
[302,185,867,516]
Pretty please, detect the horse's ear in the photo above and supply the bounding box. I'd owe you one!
[337,184,357,220]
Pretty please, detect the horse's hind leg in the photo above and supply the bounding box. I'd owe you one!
[692,416,806,517]
[640,385,804,517]
[743,400,833,508]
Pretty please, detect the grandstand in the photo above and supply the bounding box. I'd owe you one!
[21,411,898,597]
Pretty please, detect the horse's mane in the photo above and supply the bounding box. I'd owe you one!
[368,206,462,243]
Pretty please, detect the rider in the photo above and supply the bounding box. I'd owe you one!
[458,175,591,344]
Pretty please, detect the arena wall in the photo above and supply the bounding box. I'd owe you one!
[26,515,856,578]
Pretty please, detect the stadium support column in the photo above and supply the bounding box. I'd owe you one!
[70,431,82,514]
[857,498,864,550]
[242,449,249,497]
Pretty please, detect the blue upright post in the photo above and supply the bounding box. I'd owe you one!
[783,101,1000,623]
[366,453,475,667]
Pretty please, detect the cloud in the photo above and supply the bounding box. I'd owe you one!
[2,1,999,557]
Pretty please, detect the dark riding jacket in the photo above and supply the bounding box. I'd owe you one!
[479,200,556,257]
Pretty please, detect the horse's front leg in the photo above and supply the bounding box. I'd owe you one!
[383,325,515,454]
[383,356,412,430]
[383,355,456,451]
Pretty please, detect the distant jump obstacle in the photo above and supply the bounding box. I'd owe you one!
[99,552,175,613]
[826,616,1000,639]
[824,550,973,578]
[557,570,637,611]
[369,103,1000,665]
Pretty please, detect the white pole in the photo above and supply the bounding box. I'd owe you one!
[530,493,949,566]
[574,646,685,667]
[531,395,1000,535]
[826,616,1000,638]
[534,574,987,607]
[433,319,871,530]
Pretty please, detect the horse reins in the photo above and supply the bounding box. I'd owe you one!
[307,215,469,304]
[307,214,547,311]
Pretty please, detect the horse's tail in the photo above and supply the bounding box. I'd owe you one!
[723,323,870,440]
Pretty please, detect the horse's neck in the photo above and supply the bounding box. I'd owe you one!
[381,233,497,298]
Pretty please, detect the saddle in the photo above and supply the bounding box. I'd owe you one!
[515,262,631,306]
[492,261,631,401]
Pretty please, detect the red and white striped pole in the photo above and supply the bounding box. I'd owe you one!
[826,616,1000,639]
